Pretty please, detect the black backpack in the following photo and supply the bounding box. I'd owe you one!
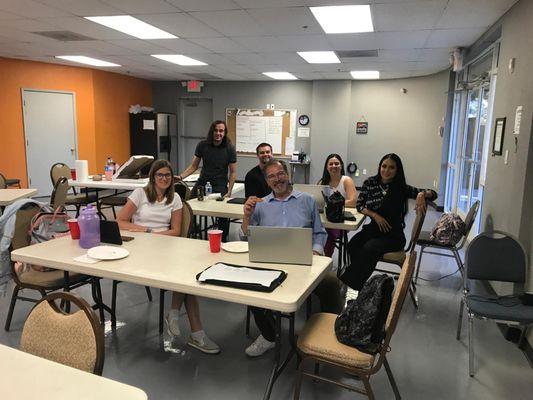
[323,191,345,223]
[334,274,395,354]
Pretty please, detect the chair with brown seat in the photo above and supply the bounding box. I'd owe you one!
[20,291,104,375]
[375,208,426,308]
[4,204,100,331]
[158,201,193,333]
[0,173,7,189]
[174,181,191,201]
[415,200,480,283]
[49,176,69,211]
[50,162,97,216]
[293,252,417,400]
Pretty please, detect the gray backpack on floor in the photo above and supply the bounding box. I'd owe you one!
[334,274,394,354]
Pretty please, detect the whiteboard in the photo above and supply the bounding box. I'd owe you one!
[236,115,283,153]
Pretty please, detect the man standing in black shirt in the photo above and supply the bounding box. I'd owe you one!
[244,142,272,198]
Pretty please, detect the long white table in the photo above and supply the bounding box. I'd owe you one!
[0,188,38,206]
[0,344,148,400]
[69,178,148,190]
[11,233,332,399]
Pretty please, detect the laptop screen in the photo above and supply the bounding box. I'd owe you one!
[248,226,313,265]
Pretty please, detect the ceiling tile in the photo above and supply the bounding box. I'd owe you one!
[376,49,419,62]
[373,0,448,31]
[217,64,255,73]
[165,0,241,12]
[136,13,223,38]
[0,18,60,32]
[191,53,237,65]
[107,39,171,55]
[247,7,323,35]
[426,28,486,48]
[231,36,291,52]
[188,37,249,53]
[274,34,331,51]
[221,52,268,64]
[321,72,352,79]
[436,0,518,29]
[191,10,268,36]
[75,40,143,56]
[37,0,123,16]
[42,16,132,40]
[417,48,452,64]
[327,31,431,50]
[0,10,22,19]
[100,0,179,14]
[0,0,71,18]
[149,38,213,54]
[255,52,304,64]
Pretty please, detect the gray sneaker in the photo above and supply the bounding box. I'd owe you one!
[187,335,221,354]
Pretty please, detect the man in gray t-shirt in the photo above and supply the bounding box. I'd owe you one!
[177,120,237,197]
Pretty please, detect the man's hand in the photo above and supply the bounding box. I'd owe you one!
[243,196,262,218]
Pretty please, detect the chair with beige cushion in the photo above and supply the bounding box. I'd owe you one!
[50,162,97,216]
[0,173,6,189]
[20,291,104,375]
[4,204,100,331]
[375,209,426,308]
[49,176,69,211]
[293,252,416,400]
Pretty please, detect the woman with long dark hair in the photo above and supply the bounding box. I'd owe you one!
[318,154,357,256]
[340,153,436,290]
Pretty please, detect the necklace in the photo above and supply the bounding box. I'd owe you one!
[379,184,389,196]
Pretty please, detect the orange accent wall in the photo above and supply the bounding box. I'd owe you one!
[0,57,151,188]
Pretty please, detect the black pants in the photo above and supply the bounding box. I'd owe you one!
[252,272,344,342]
[340,224,405,290]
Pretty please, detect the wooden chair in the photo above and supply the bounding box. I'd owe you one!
[158,201,194,333]
[0,173,6,189]
[0,172,21,188]
[20,291,104,375]
[293,252,417,400]
[375,208,426,308]
[174,181,191,201]
[4,204,100,331]
[50,162,97,216]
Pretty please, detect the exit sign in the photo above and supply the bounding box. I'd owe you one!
[187,80,203,92]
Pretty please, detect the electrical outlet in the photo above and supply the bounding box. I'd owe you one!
[362,169,367,175]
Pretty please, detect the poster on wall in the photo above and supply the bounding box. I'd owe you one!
[356,121,368,134]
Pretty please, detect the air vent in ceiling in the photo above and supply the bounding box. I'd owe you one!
[183,73,222,80]
[337,50,378,58]
[32,31,96,41]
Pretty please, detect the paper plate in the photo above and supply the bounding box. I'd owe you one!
[87,246,129,260]
[221,241,249,253]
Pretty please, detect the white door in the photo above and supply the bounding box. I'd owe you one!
[22,89,77,197]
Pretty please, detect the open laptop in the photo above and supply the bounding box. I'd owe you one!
[293,184,328,212]
[248,226,313,265]
[100,220,134,245]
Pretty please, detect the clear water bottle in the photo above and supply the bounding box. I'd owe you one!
[205,181,212,196]
[78,205,100,249]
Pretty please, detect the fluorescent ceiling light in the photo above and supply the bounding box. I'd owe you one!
[85,15,177,39]
[350,70,380,80]
[152,54,207,66]
[55,56,120,67]
[262,72,298,80]
[297,51,340,64]
[310,5,374,34]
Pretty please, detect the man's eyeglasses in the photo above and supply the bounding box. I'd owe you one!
[155,173,172,179]
[266,171,287,181]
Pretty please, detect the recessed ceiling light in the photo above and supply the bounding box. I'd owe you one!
[297,51,340,64]
[85,16,177,39]
[262,72,298,80]
[350,70,380,80]
[152,54,207,66]
[55,55,120,67]
[310,5,374,34]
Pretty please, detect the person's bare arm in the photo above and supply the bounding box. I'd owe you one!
[117,199,148,232]
[225,162,237,198]
[177,156,201,180]
[343,177,358,208]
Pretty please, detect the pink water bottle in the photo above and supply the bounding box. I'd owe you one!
[78,205,100,249]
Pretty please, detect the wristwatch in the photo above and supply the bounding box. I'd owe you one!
[146,227,152,233]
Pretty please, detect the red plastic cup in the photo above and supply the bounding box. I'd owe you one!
[207,229,223,253]
[70,168,77,180]
[68,219,80,240]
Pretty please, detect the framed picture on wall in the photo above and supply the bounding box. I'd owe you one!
[492,117,506,156]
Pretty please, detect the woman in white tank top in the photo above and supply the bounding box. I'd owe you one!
[319,154,358,257]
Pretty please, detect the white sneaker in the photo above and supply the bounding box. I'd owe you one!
[245,335,275,357]
[165,310,180,337]
[344,288,359,308]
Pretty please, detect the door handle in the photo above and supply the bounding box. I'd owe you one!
[70,148,76,154]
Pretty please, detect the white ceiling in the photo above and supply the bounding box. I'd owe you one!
[0,0,518,81]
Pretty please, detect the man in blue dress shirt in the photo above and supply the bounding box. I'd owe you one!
[241,159,328,357]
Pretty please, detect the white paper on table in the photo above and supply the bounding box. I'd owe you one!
[74,254,100,264]
[285,137,295,156]
[143,119,155,130]
[297,127,310,137]
[198,263,282,287]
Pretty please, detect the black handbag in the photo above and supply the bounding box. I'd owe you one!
[323,191,345,222]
